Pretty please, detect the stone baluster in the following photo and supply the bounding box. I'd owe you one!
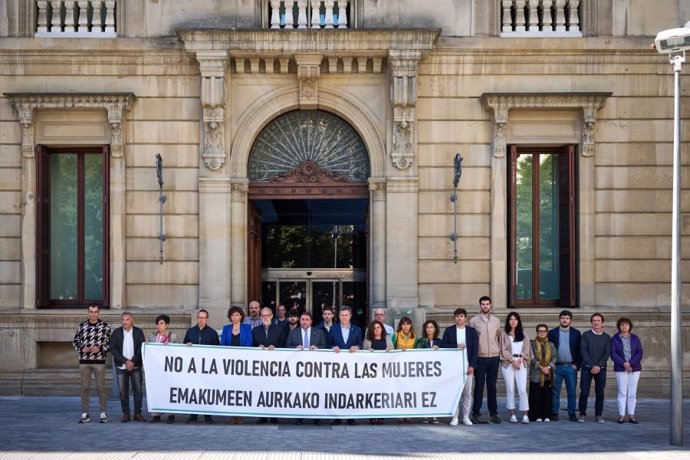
[64,1,77,32]
[92,0,104,32]
[297,0,308,28]
[542,0,553,31]
[104,1,115,33]
[310,0,321,28]
[568,0,580,32]
[526,0,538,31]
[270,0,281,28]
[324,0,335,28]
[50,1,63,32]
[37,1,50,33]
[514,0,526,32]
[336,0,348,28]
[77,1,89,32]
[501,0,513,32]
[554,0,566,32]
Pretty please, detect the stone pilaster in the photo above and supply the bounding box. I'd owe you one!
[196,51,229,171]
[369,178,387,308]
[388,50,421,170]
[230,178,249,308]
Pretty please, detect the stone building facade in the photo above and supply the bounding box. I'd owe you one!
[0,0,689,396]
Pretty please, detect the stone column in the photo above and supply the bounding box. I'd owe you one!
[385,177,418,310]
[368,178,386,309]
[198,177,232,328]
[230,179,249,309]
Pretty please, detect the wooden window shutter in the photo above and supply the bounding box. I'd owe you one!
[558,145,576,307]
[36,145,51,308]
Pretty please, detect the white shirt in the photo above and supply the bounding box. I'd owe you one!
[120,328,134,369]
[456,327,467,346]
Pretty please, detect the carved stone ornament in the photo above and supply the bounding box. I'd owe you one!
[270,160,350,183]
[368,178,387,201]
[4,93,136,158]
[296,54,322,110]
[230,179,249,202]
[481,92,611,158]
[389,50,422,170]
[196,52,229,171]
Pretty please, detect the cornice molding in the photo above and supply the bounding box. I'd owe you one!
[4,93,136,158]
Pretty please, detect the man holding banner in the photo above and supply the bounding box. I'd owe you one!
[183,309,219,424]
[442,307,478,426]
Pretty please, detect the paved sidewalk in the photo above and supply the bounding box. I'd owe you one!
[0,396,689,460]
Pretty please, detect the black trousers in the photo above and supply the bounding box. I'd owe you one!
[529,380,552,420]
[472,356,500,417]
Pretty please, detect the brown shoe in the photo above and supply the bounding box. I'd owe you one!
[133,413,147,422]
[121,413,130,423]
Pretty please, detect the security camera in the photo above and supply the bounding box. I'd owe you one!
[654,21,690,54]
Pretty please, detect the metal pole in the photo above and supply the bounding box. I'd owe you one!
[670,53,684,448]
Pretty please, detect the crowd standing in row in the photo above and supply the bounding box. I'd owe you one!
[73,298,643,427]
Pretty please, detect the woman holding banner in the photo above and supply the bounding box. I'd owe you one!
[394,317,417,350]
[148,315,177,424]
[220,306,252,424]
[417,319,441,424]
[363,320,392,425]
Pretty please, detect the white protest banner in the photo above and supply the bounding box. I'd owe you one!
[143,343,468,419]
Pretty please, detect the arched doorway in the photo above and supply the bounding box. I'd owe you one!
[247,110,370,327]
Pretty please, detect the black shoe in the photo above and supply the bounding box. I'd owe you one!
[470,414,486,425]
[166,415,175,424]
[295,419,304,425]
[490,415,501,424]
[269,417,279,424]
[149,415,161,423]
[331,419,342,426]
[204,415,214,424]
[347,419,357,425]
[313,419,322,426]
[257,417,268,425]
[569,414,578,422]
[185,415,198,424]
[550,413,559,421]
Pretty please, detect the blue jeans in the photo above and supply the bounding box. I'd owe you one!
[578,366,606,416]
[116,367,143,415]
[552,363,577,416]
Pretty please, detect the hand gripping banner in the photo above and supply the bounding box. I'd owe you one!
[143,343,468,419]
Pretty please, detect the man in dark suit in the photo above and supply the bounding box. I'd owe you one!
[285,311,328,426]
[252,307,287,425]
[441,307,478,427]
[252,307,287,349]
[548,309,582,422]
[110,312,147,423]
[327,306,362,426]
[286,311,328,350]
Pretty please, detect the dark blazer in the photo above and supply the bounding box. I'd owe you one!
[110,326,146,368]
[441,325,478,369]
[183,325,220,346]
[610,332,643,372]
[328,323,363,349]
[220,323,253,347]
[285,327,328,349]
[547,326,582,368]
[252,324,287,348]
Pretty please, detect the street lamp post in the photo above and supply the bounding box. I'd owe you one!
[654,22,690,447]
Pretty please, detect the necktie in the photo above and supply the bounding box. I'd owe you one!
[303,329,309,348]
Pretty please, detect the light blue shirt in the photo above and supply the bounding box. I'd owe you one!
[341,325,351,345]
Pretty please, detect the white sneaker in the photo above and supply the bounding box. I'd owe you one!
[522,415,530,424]
[431,417,439,424]
[462,416,473,426]
[79,412,90,424]
[509,414,517,423]
[536,418,543,422]
[543,417,550,423]
[99,412,109,423]
[449,417,459,426]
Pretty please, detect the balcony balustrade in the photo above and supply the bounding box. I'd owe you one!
[35,0,117,38]
[501,0,582,37]
[269,0,349,29]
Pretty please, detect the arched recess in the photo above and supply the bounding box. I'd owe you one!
[228,86,387,311]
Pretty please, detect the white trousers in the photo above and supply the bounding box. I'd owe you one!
[501,364,529,411]
[615,371,640,416]
[453,374,474,419]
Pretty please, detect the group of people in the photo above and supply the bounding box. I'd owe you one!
[73,297,643,427]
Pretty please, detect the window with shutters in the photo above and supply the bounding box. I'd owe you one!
[508,145,576,307]
[36,146,109,308]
